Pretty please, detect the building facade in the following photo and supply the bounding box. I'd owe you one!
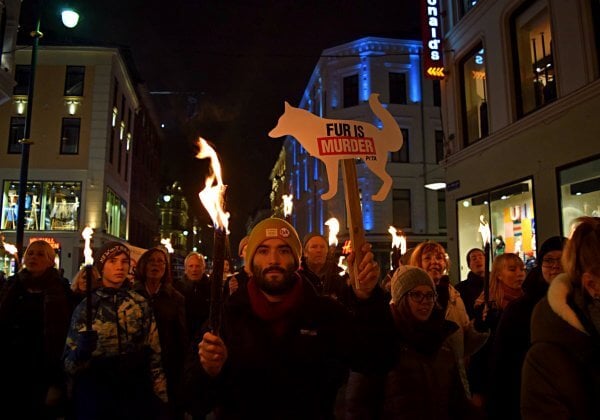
[270,37,447,270]
[437,0,600,280]
[0,46,148,278]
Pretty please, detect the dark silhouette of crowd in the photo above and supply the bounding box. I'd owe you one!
[0,216,598,419]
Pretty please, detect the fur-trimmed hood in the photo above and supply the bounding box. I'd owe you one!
[547,273,587,335]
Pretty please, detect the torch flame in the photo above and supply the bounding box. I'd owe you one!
[282,194,293,218]
[337,256,347,276]
[160,238,174,254]
[196,138,230,232]
[388,226,407,255]
[82,226,94,265]
[3,242,18,256]
[325,218,340,247]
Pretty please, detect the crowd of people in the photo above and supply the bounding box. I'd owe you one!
[0,216,598,419]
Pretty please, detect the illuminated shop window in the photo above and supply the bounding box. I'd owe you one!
[460,43,488,146]
[1,181,81,231]
[457,179,536,279]
[511,0,556,117]
[558,156,600,236]
[105,187,127,239]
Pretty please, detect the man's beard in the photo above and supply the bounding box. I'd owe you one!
[253,264,297,296]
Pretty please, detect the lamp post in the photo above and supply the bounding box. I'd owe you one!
[15,4,79,257]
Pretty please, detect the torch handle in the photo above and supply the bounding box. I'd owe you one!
[85,264,94,331]
[209,228,227,335]
[483,242,491,305]
[342,159,366,289]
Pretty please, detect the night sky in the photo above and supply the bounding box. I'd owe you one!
[19,0,420,250]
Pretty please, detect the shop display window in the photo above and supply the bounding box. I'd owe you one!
[457,179,536,279]
[105,187,127,239]
[558,156,600,236]
[1,181,81,231]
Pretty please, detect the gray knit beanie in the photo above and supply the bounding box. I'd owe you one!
[390,266,435,303]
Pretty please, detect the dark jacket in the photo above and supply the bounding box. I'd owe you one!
[134,281,188,413]
[488,267,548,419]
[345,308,472,420]
[455,271,484,320]
[0,268,73,418]
[521,274,600,420]
[184,274,386,419]
[300,258,348,299]
[174,274,211,337]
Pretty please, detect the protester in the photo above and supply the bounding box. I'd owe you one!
[409,241,487,398]
[521,217,600,419]
[489,236,566,419]
[456,248,486,320]
[174,252,211,336]
[0,240,73,419]
[63,241,167,419]
[470,253,525,411]
[223,235,249,297]
[70,266,102,306]
[346,266,474,419]
[301,232,347,298]
[135,247,188,419]
[184,217,381,419]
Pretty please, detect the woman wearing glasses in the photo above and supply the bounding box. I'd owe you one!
[346,266,472,419]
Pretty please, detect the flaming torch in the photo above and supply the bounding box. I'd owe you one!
[388,226,406,272]
[282,194,293,222]
[324,217,341,284]
[196,137,230,335]
[160,238,174,254]
[81,226,94,331]
[2,239,19,272]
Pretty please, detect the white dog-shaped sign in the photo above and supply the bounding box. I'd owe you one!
[269,93,403,201]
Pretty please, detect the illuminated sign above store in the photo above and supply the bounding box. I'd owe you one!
[29,237,61,250]
[421,0,445,80]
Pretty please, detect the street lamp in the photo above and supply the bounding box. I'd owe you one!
[15,3,79,257]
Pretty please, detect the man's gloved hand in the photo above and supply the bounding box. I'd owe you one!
[76,330,98,360]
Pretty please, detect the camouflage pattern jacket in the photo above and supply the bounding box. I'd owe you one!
[63,284,167,402]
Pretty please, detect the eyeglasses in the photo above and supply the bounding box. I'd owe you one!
[542,257,561,267]
[407,291,437,304]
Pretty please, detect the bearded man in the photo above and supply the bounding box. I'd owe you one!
[184,217,381,419]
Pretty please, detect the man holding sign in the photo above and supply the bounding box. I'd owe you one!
[184,217,382,418]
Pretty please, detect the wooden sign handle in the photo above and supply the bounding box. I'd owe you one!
[342,158,366,289]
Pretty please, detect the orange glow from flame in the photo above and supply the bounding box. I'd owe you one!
[196,138,230,232]
[388,226,407,254]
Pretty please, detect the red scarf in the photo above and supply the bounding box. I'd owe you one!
[247,273,304,336]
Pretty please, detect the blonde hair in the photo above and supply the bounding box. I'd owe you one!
[409,241,450,273]
[22,240,55,270]
[71,266,101,293]
[476,253,524,309]
[562,216,600,282]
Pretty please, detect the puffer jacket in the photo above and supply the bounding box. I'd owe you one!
[64,283,167,419]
